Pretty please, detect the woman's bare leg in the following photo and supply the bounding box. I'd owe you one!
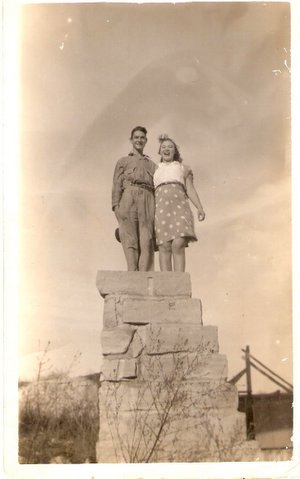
[159,242,172,271]
[172,237,186,272]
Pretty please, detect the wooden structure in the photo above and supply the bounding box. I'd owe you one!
[229,346,293,446]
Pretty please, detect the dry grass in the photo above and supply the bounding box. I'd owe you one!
[18,343,99,464]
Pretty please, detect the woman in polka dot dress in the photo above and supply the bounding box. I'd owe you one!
[153,135,205,272]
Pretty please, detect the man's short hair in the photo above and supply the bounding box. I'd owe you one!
[130,126,147,139]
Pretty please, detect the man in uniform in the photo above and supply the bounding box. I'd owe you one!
[112,126,156,271]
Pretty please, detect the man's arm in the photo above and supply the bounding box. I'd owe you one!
[112,158,124,212]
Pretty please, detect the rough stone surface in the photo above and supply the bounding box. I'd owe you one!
[96,407,162,463]
[96,271,192,298]
[187,354,228,381]
[96,271,256,463]
[100,358,119,380]
[148,410,248,462]
[101,325,135,355]
[98,379,238,413]
[99,380,153,412]
[97,386,249,463]
[101,358,137,381]
[182,381,239,410]
[127,331,144,358]
[123,297,202,325]
[103,296,118,328]
[137,352,228,383]
[145,323,219,354]
[118,358,137,379]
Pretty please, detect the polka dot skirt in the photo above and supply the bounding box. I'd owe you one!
[154,183,197,246]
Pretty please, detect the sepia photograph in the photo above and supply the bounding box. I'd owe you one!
[3,0,300,477]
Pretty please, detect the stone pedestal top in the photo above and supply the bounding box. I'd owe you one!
[96,271,192,298]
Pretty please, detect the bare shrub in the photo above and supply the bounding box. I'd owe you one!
[99,335,248,463]
[19,342,99,463]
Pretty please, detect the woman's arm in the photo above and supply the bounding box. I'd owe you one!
[185,174,205,221]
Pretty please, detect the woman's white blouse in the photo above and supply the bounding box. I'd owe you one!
[154,162,188,188]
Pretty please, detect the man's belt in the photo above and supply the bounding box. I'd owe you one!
[127,181,154,192]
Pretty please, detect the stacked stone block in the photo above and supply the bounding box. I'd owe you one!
[96,271,257,463]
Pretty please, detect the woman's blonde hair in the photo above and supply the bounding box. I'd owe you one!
[158,134,182,163]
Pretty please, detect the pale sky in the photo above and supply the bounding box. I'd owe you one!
[19,2,292,393]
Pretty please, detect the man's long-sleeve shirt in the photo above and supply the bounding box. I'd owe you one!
[112,152,156,210]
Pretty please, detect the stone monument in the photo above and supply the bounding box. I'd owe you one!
[96,271,259,462]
